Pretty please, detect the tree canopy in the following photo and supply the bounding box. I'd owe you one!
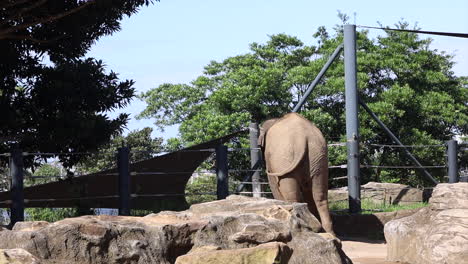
[0,0,155,168]
[77,127,164,174]
[139,20,467,186]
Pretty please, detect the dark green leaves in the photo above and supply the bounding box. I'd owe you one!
[139,22,467,186]
[0,1,154,169]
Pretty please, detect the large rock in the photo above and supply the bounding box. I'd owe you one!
[175,242,292,264]
[0,215,203,264]
[0,248,41,264]
[0,195,351,264]
[329,182,428,205]
[186,196,349,264]
[385,182,468,264]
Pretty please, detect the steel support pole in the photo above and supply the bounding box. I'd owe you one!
[344,24,361,213]
[10,148,24,227]
[249,123,262,197]
[359,98,439,185]
[292,44,343,113]
[216,145,229,200]
[447,140,459,183]
[117,147,131,216]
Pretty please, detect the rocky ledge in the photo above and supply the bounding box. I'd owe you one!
[0,195,351,264]
[384,182,468,264]
[329,182,431,205]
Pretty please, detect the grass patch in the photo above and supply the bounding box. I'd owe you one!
[330,199,428,214]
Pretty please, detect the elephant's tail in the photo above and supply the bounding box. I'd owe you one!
[266,142,307,178]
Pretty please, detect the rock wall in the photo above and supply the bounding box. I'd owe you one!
[329,182,430,205]
[0,195,351,264]
[384,182,468,264]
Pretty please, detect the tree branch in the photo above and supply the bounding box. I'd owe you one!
[0,0,35,9]
[0,0,96,40]
[2,34,65,44]
[0,0,48,28]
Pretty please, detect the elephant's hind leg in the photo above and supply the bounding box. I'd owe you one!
[310,163,335,235]
[277,176,302,203]
[312,185,335,235]
[267,174,285,201]
[302,181,320,220]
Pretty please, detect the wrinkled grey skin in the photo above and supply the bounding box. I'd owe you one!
[259,113,334,235]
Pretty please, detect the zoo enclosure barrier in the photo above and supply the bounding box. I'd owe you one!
[0,137,466,227]
[238,140,467,196]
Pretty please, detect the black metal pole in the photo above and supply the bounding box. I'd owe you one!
[216,145,229,200]
[117,147,131,216]
[10,148,24,227]
[292,44,343,113]
[344,24,361,213]
[447,140,458,183]
[249,123,262,197]
[359,98,439,185]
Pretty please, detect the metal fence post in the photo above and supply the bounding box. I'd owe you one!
[359,98,439,185]
[117,147,131,216]
[216,145,229,200]
[10,148,24,227]
[292,44,343,112]
[447,140,459,183]
[344,24,361,213]
[250,123,262,197]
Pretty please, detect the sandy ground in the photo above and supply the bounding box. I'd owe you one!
[341,237,405,264]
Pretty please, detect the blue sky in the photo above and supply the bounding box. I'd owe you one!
[86,0,468,140]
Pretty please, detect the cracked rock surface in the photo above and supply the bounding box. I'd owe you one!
[0,195,351,264]
[385,183,468,264]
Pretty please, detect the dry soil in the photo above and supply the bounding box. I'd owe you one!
[341,237,407,264]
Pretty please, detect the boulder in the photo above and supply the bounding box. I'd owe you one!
[0,195,351,264]
[329,182,427,205]
[188,196,350,264]
[0,248,41,264]
[175,242,292,264]
[385,182,468,264]
[12,222,50,232]
[0,214,203,264]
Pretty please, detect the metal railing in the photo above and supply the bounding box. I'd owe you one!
[0,140,465,227]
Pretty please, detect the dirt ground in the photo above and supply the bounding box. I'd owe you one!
[340,237,405,264]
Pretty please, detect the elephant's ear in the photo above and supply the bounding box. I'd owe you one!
[258,119,277,148]
[258,127,266,148]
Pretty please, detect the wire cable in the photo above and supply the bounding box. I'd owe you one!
[357,25,468,39]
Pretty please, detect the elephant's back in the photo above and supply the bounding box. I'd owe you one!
[264,113,327,175]
[272,113,326,147]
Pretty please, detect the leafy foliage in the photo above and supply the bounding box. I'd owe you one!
[77,127,164,174]
[184,175,217,205]
[139,20,467,187]
[25,206,78,222]
[185,174,238,205]
[0,0,156,169]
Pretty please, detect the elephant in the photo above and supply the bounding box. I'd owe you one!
[259,112,335,235]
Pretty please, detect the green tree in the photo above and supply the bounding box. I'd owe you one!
[185,174,238,205]
[0,0,156,169]
[77,127,164,174]
[139,20,467,187]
